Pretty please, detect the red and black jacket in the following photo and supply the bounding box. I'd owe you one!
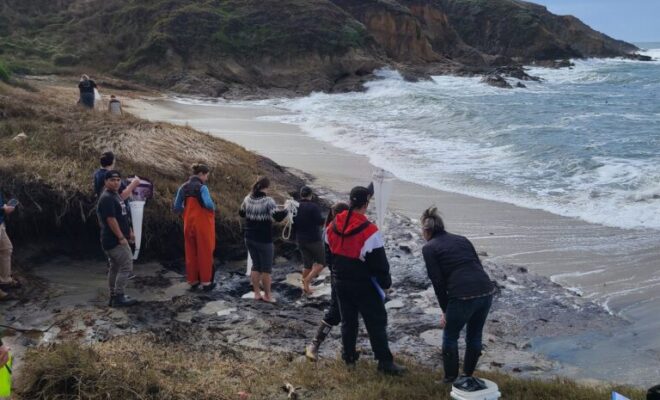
[325,210,392,289]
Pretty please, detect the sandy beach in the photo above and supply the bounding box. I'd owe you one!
[127,97,660,385]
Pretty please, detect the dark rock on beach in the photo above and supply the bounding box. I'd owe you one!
[481,74,513,89]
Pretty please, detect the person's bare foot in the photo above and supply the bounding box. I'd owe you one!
[253,292,263,301]
[261,295,277,304]
[302,277,314,295]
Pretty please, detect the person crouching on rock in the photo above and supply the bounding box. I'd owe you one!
[305,201,349,361]
[325,186,405,375]
[97,170,138,307]
[420,207,495,384]
[293,186,326,294]
[173,163,217,292]
[239,176,288,303]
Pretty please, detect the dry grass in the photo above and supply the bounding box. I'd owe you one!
[16,334,647,400]
[0,79,301,260]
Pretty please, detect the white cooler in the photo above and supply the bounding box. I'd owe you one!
[450,379,501,400]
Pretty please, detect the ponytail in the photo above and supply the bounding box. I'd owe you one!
[251,176,270,196]
[421,207,445,235]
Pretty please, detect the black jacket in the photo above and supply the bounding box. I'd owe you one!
[292,200,324,243]
[422,231,494,312]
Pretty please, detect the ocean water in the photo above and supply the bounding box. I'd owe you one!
[254,45,660,232]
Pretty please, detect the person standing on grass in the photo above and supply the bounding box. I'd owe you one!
[293,186,325,294]
[97,170,138,307]
[173,163,217,292]
[325,186,405,375]
[78,74,98,109]
[305,201,349,361]
[420,207,495,385]
[239,177,288,303]
[0,192,18,302]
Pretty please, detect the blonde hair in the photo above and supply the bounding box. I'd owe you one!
[80,74,90,81]
[421,207,445,234]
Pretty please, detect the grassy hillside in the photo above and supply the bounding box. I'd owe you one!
[16,335,647,399]
[0,0,641,97]
[0,79,302,261]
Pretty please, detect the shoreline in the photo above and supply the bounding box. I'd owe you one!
[126,96,660,386]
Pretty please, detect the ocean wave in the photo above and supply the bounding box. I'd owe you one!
[249,57,660,231]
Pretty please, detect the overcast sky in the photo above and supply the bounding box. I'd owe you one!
[535,0,660,43]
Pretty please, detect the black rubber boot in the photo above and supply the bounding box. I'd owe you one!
[202,282,217,292]
[111,294,138,307]
[463,347,482,376]
[442,348,459,383]
[377,360,407,376]
[306,321,332,361]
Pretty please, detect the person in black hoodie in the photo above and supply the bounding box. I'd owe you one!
[239,177,288,303]
[325,186,405,375]
[420,207,495,384]
[293,186,325,294]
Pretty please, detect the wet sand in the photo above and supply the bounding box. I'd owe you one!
[127,98,660,385]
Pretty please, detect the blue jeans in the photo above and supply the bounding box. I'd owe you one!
[443,295,493,352]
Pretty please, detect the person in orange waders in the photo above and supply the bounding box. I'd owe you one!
[173,163,217,292]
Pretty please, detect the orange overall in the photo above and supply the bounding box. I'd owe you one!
[183,197,215,285]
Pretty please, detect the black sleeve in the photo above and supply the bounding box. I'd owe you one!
[91,80,97,88]
[324,242,333,270]
[272,209,288,222]
[315,205,324,226]
[365,246,392,290]
[98,196,117,221]
[423,245,448,312]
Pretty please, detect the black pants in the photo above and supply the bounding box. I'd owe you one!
[335,279,393,363]
[443,295,493,352]
[322,278,341,326]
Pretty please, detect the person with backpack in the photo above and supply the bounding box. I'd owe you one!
[420,206,495,385]
[305,201,349,361]
[325,186,405,375]
[173,164,217,292]
[239,177,288,303]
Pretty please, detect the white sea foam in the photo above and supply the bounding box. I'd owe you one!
[210,53,660,231]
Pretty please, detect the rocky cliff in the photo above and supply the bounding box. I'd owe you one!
[0,0,643,96]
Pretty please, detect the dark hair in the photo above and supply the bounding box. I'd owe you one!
[340,186,371,239]
[648,385,660,400]
[100,151,115,167]
[300,186,313,198]
[251,176,270,196]
[192,163,210,175]
[421,207,445,235]
[325,202,349,227]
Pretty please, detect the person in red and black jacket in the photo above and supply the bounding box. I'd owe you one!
[325,186,405,375]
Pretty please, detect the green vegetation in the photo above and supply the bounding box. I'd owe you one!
[0,62,10,83]
[16,335,647,399]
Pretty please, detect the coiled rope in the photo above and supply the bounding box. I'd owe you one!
[281,199,299,240]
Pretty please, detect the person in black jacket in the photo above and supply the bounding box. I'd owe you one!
[421,207,495,384]
[293,186,326,294]
[305,201,349,361]
[325,186,405,375]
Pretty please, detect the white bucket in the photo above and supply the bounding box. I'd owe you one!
[450,379,501,400]
[129,200,145,260]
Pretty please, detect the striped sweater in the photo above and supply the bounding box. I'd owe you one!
[239,192,288,243]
